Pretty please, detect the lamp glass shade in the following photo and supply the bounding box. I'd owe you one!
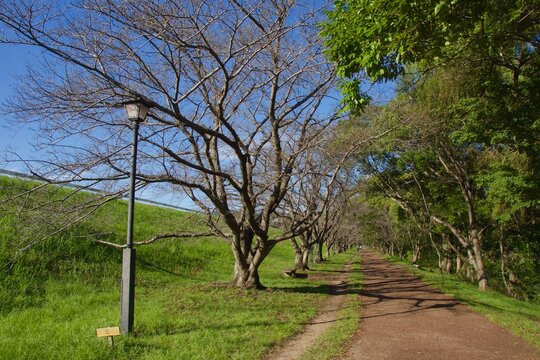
[125,102,149,122]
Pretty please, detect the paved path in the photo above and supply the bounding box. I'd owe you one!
[341,251,540,360]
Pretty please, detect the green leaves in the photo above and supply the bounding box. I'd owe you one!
[434,1,447,16]
[322,0,538,111]
[337,78,371,114]
[475,152,538,223]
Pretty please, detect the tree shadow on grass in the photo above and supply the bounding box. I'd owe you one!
[313,269,352,274]
[271,280,358,296]
[457,297,540,320]
[138,258,185,277]
[134,319,276,338]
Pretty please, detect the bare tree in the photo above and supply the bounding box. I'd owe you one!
[273,123,363,274]
[0,0,340,288]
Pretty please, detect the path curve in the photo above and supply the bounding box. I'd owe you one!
[341,250,540,360]
[265,260,353,360]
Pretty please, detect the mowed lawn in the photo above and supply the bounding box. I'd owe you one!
[0,177,357,359]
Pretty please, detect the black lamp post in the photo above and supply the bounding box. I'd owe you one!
[120,99,149,334]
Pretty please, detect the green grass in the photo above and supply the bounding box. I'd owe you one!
[385,255,540,348]
[0,246,328,360]
[300,253,362,360]
[0,176,357,359]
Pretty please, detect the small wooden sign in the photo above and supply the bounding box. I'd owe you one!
[96,326,120,347]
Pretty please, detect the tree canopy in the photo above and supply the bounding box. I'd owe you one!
[321,0,539,111]
[323,0,539,296]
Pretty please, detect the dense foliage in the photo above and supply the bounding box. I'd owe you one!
[323,0,539,298]
[322,0,539,112]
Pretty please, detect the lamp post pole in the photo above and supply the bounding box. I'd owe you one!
[120,100,149,334]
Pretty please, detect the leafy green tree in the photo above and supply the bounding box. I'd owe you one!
[321,0,539,109]
[324,0,539,295]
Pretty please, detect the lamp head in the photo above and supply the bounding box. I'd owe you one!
[123,99,150,122]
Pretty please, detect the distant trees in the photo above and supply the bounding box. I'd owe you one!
[0,0,353,288]
[281,151,354,272]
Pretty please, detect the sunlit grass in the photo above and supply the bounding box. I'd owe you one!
[0,241,346,360]
[0,176,357,359]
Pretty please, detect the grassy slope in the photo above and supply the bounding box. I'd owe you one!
[0,177,359,359]
[385,255,540,348]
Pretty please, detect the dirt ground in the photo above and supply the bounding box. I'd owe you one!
[340,250,540,360]
[264,261,353,360]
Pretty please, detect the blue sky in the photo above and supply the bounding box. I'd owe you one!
[0,40,395,209]
[0,43,395,168]
[0,42,190,206]
[0,43,39,170]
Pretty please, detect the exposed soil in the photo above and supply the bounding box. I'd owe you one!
[340,250,540,360]
[264,260,353,360]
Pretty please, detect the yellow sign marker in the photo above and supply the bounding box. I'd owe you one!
[96,326,120,347]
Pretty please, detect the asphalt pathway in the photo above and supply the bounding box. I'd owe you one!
[340,250,539,360]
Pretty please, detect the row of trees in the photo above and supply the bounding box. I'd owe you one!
[3,0,536,299]
[323,0,539,298]
[0,0,361,288]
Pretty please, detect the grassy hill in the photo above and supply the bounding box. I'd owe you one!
[0,176,359,359]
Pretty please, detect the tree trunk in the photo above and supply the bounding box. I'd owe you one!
[411,242,420,265]
[432,216,487,290]
[293,247,310,271]
[435,150,488,290]
[456,255,462,274]
[442,239,452,272]
[314,241,324,263]
[471,230,488,290]
[291,238,310,271]
[429,232,443,271]
[231,230,269,289]
[466,265,475,283]
[303,248,310,269]
[499,231,509,294]
[444,256,452,273]
[232,264,263,289]
[294,247,304,270]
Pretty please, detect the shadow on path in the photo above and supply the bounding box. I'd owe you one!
[340,250,540,360]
